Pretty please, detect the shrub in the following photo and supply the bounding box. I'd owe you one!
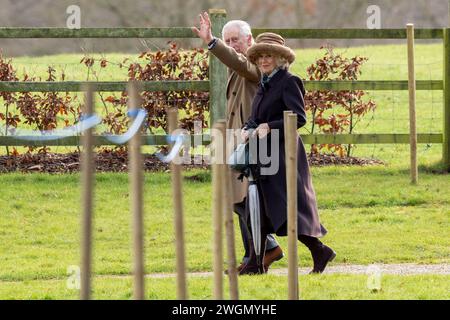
[304,46,376,157]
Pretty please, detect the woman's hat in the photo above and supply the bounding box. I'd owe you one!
[247,32,296,65]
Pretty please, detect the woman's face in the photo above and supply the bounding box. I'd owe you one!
[257,53,277,75]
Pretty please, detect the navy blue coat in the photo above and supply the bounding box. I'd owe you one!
[245,68,327,238]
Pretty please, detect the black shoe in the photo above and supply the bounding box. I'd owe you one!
[309,245,336,274]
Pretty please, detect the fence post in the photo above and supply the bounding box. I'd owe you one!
[208,9,227,126]
[444,28,450,172]
[407,24,418,183]
[128,81,145,300]
[80,84,95,300]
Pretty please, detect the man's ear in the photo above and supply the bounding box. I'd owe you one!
[247,35,253,46]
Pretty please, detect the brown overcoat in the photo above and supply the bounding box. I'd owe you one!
[210,39,260,204]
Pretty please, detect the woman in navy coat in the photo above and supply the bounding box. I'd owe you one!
[239,33,336,275]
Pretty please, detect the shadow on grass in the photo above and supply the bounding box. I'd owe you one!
[398,161,450,175]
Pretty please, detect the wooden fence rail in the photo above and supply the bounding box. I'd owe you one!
[0,80,443,92]
[0,133,442,147]
[0,28,443,39]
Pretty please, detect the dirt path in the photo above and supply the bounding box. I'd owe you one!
[0,263,448,284]
[98,263,450,279]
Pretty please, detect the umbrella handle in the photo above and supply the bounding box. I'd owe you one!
[256,255,265,274]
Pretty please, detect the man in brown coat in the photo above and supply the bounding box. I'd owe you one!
[192,13,283,273]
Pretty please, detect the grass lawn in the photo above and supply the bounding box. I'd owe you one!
[0,274,448,300]
[0,163,448,298]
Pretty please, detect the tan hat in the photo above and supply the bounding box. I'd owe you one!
[247,32,296,65]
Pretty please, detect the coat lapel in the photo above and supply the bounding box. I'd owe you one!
[226,70,237,98]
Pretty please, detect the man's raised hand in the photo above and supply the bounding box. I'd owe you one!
[191,12,214,44]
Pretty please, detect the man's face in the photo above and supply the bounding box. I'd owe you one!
[223,27,252,55]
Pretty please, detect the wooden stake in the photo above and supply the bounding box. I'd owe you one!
[285,113,299,300]
[128,81,145,300]
[283,110,293,138]
[407,24,418,184]
[212,121,225,300]
[443,27,450,172]
[224,160,239,300]
[167,108,188,300]
[80,84,94,300]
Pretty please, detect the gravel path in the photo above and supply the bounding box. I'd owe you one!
[268,263,450,276]
[0,264,447,284]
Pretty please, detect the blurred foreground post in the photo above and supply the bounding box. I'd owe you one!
[80,84,94,300]
[128,81,145,300]
[212,120,226,300]
[167,107,188,300]
[285,111,299,300]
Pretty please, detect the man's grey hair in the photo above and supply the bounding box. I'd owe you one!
[222,20,254,43]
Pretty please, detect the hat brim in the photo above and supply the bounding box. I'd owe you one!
[247,43,296,65]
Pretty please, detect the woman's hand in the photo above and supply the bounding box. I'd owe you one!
[191,12,214,44]
[241,129,250,142]
[252,123,271,139]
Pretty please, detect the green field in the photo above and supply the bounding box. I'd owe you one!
[0,164,448,299]
[1,274,448,300]
[0,43,449,299]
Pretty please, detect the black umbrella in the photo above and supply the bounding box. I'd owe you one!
[248,172,263,273]
[229,120,264,273]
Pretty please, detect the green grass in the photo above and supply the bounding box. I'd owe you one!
[291,43,444,135]
[0,167,448,290]
[11,43,443,81]
[0,274,448,300]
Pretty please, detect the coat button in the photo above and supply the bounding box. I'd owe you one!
[231,112,235,116]
[232,91,237,96]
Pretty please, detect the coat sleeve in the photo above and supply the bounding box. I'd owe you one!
[268,75,307,131]
[210,39,260,83]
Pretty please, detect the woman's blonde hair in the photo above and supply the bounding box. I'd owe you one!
[275,56,290,70]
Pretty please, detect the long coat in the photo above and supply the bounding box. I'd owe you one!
[246,68,327,238]
[210,39,260,204]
